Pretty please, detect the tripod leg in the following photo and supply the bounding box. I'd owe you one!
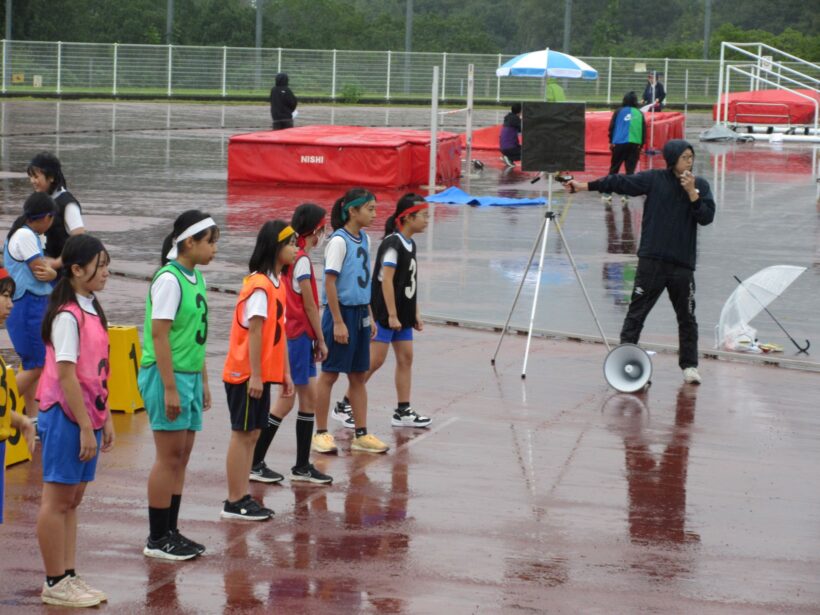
[521,217,552,378]
[491,214,548,365]
[553,217,612,351]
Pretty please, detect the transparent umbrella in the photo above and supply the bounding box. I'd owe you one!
[715,265,808,353]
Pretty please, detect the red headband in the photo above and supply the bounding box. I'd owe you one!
[397,203,428,227]
[297,216,327,248]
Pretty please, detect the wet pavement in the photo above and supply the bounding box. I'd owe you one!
[1,101,819,612]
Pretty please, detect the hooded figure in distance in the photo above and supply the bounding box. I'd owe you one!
[270,72,298,130]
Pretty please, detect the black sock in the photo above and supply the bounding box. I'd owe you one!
[397,402,411,413]
[316,428,328,434]
[148,506,171,542]
[46,573,68,587]
[65,569,76,577]
[355,427,368,438]
[295,412,314,468]
[253,414,281,466]
[169,494,182,532]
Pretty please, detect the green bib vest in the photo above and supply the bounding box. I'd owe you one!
[141,262,208,373]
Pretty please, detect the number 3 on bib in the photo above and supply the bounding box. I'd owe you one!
[405,259,417,299]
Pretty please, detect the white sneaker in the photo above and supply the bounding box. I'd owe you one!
[71,576,107,602]
[41,576,101,607]
[682,367,702,384]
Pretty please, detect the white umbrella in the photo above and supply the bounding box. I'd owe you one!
[496,48,598,80]
[716,265,808,353]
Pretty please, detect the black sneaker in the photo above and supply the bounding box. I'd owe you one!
[249,462,284,484]
[391,407,432,428]
[143,532,200,561]
[221,495,273,521]
[171,529,205,555]
[291,464,333,485]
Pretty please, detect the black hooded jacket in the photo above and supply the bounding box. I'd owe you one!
[270,72,297,124]
[588,139,715,270]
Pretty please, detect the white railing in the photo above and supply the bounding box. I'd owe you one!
[1,39,816,105]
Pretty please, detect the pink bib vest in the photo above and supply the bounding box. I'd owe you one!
[37,302,110,430]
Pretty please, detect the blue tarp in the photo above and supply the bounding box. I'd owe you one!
[424,186,547,207]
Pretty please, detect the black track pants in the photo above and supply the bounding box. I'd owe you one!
[620,258,699,369]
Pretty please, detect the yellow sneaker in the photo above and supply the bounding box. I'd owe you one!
[351,433,390,454]
[311,432,337,454]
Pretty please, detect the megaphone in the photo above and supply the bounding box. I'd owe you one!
[603,343,652,393]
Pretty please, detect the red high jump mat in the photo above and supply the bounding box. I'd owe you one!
[228,125,461,187]
[713,89,820,125]
[463,111,685,155]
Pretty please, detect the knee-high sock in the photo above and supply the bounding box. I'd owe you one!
[252,414,281,466]
[295,412,314,468]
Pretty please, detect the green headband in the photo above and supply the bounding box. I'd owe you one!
[341,194,374,221]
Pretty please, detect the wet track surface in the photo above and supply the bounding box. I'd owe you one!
[0,101,819,613]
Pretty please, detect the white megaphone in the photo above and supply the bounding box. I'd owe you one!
[603,343,653,393]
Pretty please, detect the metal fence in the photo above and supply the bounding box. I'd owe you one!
[1,40,816,105]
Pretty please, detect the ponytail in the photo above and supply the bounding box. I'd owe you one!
[160,209,219,266]
[384,192,426,238]
[42,234,110,343]
[27,151,67,192]
[7,192,56,242]
[330,187,374,230]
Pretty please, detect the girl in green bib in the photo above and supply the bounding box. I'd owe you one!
[139,210,219,561]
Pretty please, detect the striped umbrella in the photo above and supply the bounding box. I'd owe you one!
[496,48,598,80]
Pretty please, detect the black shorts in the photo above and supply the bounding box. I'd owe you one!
[224,381,272,431]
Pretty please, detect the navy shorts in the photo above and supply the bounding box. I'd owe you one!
[7,292,48,370]
[373,322,413,343]
[288,333,317,386]
[39,404,102,485]
[224,381,272,431]
[321,305,370,374]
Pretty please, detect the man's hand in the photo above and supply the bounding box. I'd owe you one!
[680,170,698,201]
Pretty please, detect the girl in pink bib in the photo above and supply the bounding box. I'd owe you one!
[35,234,113,608]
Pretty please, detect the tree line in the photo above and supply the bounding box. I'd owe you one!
[4,0,818,60]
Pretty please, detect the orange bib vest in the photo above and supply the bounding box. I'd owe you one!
[222,273,287,384]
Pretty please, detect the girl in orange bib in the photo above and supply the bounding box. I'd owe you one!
[221,221,296,521]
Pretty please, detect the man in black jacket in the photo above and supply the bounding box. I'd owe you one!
[565,140,715,384]
[270,72,297,130]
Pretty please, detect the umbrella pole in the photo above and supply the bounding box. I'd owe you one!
[733,275,810,354]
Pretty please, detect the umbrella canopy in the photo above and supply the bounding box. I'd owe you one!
[715,265,806,351]
[496,49,598,80]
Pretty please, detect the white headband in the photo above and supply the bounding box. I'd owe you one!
[166,217,216,260]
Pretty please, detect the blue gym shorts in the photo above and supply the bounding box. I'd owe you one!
[373,322,413,344]
[321,305,370,374]
[288,333,317,386]
[39,404,103,485]
[138,364,204,432]
[7,293,48,370]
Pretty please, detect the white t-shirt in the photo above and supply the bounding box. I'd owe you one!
[324,234,347,275]
[52,294,98,363]
[240,273,279,327]
[150,268,198,320]
[8,227,44,262]
[290,255,312,294]
[51,189,85,232]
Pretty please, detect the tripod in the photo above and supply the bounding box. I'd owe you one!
[491,172,612,378]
